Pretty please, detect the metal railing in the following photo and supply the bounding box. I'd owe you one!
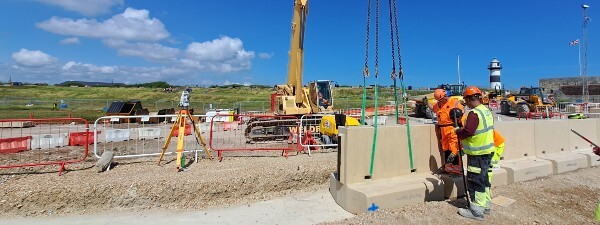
[0,118,90,175]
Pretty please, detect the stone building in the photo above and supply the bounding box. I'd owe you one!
[539,76,600,102]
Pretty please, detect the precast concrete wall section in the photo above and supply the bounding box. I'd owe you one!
[331,118,600,214]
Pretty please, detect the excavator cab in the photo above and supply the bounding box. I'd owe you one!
[308,80,334,113]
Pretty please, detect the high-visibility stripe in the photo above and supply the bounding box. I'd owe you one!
[467,166,481,174]
[473,107,489,129]
[463,142,495,151]
[473,107,493,135]
[474,125,494,135]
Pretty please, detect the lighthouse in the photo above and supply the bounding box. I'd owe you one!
[487,58,502,91]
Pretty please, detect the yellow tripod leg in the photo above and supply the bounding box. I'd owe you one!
[158,114,181,165]
[187,111,213,160]
[175,112,187,170]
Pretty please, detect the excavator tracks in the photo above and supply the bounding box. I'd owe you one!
[244,116,323,143]
[244,118,297,143]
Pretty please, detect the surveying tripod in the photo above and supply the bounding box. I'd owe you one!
[158,90,212,171]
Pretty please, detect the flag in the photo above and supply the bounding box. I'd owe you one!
[569,39,579,46]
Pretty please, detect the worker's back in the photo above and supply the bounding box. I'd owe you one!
[434,98,464,126]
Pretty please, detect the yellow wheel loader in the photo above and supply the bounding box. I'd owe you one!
[499,87,555,115]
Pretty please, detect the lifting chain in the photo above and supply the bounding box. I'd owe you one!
[362,0,371,78]
[374,0,379,78]
[388,0,397,80]
[392,0,404,80]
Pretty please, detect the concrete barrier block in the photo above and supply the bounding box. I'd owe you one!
[408,125,433,173]
[339,126,374,185]
[333,174,443,214]
[340,125,413,185]
[491,167,509,187]
[534,120,570,155]
[568,119,598,151]
[500,158,553,184]
[372,125,411,179]
[494,121,536,160]
[436,174,466,199]
[538,152,589,174]
[573,149,600,167]
[429,125,444,173]
[597,119,600,145]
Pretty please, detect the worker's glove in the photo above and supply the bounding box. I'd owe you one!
[446,153,457,164]
[594,147,600,156]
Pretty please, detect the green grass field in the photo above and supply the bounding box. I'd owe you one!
[0,85,430,121]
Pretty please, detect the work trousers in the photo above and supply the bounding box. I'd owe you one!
[487,143,505,208]
[466,154,492,210]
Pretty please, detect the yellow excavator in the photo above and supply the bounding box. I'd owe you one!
[245,0,358,143]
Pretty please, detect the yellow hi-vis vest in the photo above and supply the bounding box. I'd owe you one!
[462,104,495,155]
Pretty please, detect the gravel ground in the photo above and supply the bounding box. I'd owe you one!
[3,152,598,224]
[324,166,600,225]
[0,150,337,218]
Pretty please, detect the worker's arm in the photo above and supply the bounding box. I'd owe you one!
[456,111,479,140]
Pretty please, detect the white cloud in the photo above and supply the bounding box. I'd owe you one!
[38,0,123,16]
[62,61,116,74]
[60,37,80,45]
[11,49,58,67]
[103,40,180,61]
[258,52,273,59]
[183,36,255,73]
[36,8,169,42]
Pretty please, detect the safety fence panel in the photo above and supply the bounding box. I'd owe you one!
[93,115,210,160]
[209,114,301,160]
[0,118,89,175]
[299,114,337,155]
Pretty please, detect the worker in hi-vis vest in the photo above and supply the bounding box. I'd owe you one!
[454,86,494,221]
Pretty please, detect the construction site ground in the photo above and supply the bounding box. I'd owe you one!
[1,149,599,224]
[1,111,598,224]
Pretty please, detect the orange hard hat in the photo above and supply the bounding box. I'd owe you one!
[463,86,482,97]
[434,89,446,100]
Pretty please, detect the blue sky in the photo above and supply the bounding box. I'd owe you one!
[0,0,597,89]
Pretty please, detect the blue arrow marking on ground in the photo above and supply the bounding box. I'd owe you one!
[368,203,379,212]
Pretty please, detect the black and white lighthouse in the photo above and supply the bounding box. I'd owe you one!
[488,58,502,91]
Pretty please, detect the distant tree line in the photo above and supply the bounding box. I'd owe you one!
[209,84,272,89]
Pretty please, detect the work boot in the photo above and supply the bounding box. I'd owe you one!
[458,208,484,221]
[483,208,491,215]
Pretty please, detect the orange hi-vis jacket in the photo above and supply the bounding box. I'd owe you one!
[433,98,464,154]
[493,130,505,147]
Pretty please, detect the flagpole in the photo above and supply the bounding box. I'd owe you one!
[578,41,582,77]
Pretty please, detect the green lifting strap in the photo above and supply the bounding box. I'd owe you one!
[394,79,399,124]
[400,78,414,170]
[368,80,380,176]
[361,77,367,125]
